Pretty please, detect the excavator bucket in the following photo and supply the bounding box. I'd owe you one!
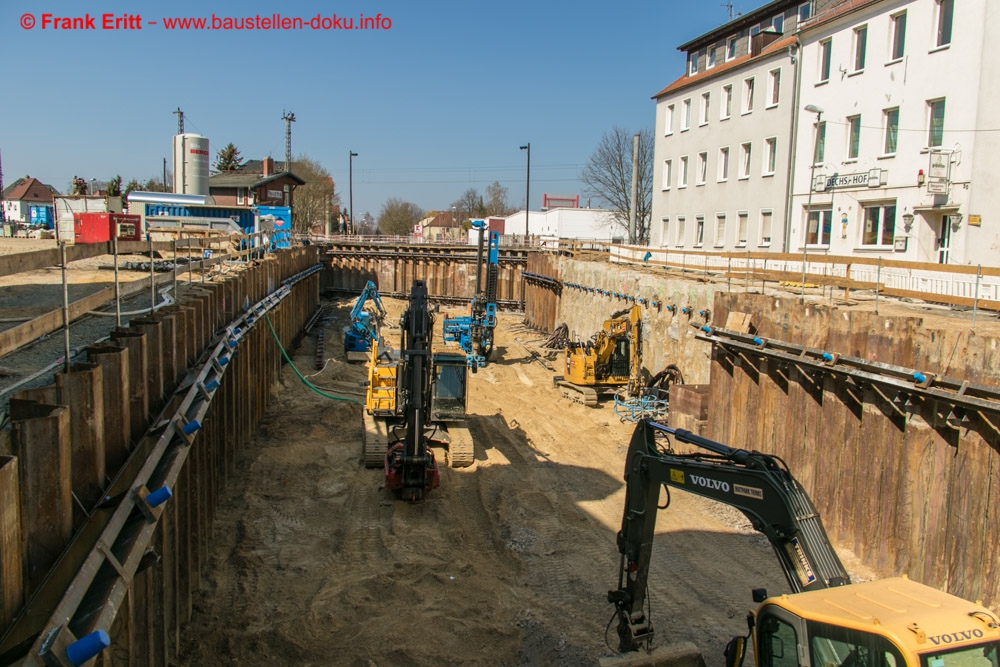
[599,643,706,667]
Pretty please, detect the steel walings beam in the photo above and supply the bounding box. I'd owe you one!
[695,326,1000,419]
[1,263,320,667]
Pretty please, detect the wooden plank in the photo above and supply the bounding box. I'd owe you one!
[9,397,72,594]
[55,362,106,526]
[0,243,108,279]
[85,344,131,477]
[0,456,23,630]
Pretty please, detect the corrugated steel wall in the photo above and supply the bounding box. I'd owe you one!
[705,292,1000,607]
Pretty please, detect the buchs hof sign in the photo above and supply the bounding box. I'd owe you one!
[816,168,884,191]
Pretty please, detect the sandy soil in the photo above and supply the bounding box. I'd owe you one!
[175,297,877,667]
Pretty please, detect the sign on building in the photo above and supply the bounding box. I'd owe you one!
[927,150,951,194]
[818,169,884,191]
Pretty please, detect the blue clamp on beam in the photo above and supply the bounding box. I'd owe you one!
[701,326,712,334]
[681,307,691,314]
[146,486,173,508]
[822,352,834,363]
[218,356,230,366]
[204,379,220,391]
[753,337,764,346]
[182,420,201,436]
[66,630,111,666]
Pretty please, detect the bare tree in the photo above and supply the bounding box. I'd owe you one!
[485,180,514,217]
[378,198,423,236]
[580,127,654,243]
[451,188,486,226]
[291,155,341,234]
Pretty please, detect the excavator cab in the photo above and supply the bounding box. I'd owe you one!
[431,352,468,422]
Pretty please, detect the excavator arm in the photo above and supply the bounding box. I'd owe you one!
[345,280,388,354]
[608,420,850,653]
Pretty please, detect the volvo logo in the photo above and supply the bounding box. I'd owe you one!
[689,475,729,492]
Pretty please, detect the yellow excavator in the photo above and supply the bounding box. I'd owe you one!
[361,281,474,483]
[605,420,1000,667]
[554,305,644,406]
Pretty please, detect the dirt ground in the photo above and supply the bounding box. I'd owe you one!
[174,296,878,667]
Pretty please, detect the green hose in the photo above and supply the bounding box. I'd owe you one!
[264,312,363,406]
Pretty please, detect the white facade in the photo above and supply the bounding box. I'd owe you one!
[793,0,997,265]
[503,208,621,241]
[650,0,822,253]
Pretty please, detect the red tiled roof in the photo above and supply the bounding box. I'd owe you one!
[4,177,55,202]
[653,34,797,99]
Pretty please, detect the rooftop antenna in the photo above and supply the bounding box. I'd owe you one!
[282,111,296,173]
[722,2,735,20]
[173,107,184,135]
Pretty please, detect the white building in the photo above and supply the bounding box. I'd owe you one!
[650,0,821,252]
[503,208,621,242]
[793,0,998,265]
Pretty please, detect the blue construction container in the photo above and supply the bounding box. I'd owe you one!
[254,205,292,249]
[29,205,54,228]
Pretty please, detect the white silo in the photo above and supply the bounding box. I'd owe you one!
[172,133,210,195]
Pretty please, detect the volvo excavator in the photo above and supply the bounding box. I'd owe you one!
[362,281,474,498]
[344,280,387,362]
[607,419,1000,667]
[554,305,644,406]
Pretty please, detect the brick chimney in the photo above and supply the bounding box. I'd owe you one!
[263,157,274,176]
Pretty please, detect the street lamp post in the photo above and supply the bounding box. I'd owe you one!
[520,143,530,240]
[349,151,358,235]
[801,105,824,301]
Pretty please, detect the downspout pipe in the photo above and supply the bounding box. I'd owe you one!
[783,38,803,253]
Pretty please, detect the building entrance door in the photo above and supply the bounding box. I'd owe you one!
[937,215,952,264]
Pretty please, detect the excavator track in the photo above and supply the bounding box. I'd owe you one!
[445,425,475,468]
[556,380,599,407]
[361,411,389,468]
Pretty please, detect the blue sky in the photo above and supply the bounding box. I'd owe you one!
[2,0,761,218]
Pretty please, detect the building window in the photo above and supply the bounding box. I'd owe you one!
[682,98,692,131]
[743,77,755,113]
[853,25,868,72]
[701,92,711,125]
[890,12,906,61]
[927,98,945,147]
[715,213,727,246]
[722,84,733,119]
[695,215,705,246]
[883,107,899,155]
[237,188,245,205]
[813,121,826,164]
[740,142,752,179]
[862,203,897,246]
[772,15,784,34]
[767,69,780,107]
[726,36,737,61]
[665,104,675,136]
[847,115,861,159]
[662,160,672,190]
[676,216,686,246]
[689,51,699,75]
[806,208,833,245]
[659,217,670,246]
[750,25,761,37]
[763,137,777,175]
[718,147,730,181]
[759,210,773,246]
[708,47,717,69]
[798,2,811,22]
[679,156,689,188]
[737,211,749,245]
[819,39,832,83]
[935,0,953,48]
[697,152,708,185]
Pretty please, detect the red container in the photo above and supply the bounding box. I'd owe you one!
[73,213,142,244]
